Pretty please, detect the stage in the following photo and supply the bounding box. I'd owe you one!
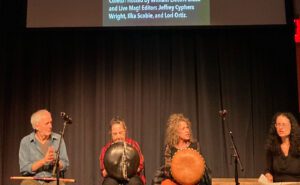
[212,178,260,185]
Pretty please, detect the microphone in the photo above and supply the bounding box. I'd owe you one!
[60,112,72,124]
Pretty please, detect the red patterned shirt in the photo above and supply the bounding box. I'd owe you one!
[99,138,146,184]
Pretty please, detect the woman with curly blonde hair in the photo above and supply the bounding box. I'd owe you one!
[160,113,211,185]
[164,113,195,147]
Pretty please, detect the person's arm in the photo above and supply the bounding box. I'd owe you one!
[99,144,109,177]
[196,142,201,152]
[57,139,69,171]
[195,142,212,185]
[264,150,273,182]
[19,137,59,175]
[163,145,172,177]
[19,137,36,175]
[32,146,56,172]
[131,140,144,172]
[19,137,54,175]
[265,173,273,182]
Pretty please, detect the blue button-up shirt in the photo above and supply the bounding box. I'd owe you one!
[19,132,69,178]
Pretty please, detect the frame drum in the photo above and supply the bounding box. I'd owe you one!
[171,148,205,185]
[104,142,140,180]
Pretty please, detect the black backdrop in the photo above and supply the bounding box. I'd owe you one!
[0,1,299,185]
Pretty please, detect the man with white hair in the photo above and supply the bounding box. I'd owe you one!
[19,109,69,185]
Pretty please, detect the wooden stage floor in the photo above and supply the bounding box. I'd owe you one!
[212,178,300,185]
[212,178,259,185]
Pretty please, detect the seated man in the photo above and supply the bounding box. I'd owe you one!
[99,117,146,185]
[19,109,69,185]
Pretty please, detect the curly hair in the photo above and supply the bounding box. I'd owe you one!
[164,113,195,147]
[265,112,300,157]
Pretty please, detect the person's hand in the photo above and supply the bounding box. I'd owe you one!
[43,146,55,164]
[102,169,108,177]
[58,160,64,170]
[265,173,273,182]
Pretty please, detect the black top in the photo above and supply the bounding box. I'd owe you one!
[266,150,300,182]
[169,142,199,158]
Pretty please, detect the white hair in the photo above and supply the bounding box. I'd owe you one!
[30,109,50,129]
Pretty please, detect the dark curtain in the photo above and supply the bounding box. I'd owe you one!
[0,26,298,185]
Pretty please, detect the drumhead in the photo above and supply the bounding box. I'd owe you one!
[104,141,140,180]
[171,148,205,185]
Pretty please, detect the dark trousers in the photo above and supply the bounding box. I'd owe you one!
[102,175,143,185]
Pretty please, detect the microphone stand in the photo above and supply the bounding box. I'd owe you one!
[52,121,68,185]
[219,110,244,185]
[229,131,244,185]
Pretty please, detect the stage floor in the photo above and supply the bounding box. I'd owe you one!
[212,178,260,185]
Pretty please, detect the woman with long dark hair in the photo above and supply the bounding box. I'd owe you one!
[264,112,300,182]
